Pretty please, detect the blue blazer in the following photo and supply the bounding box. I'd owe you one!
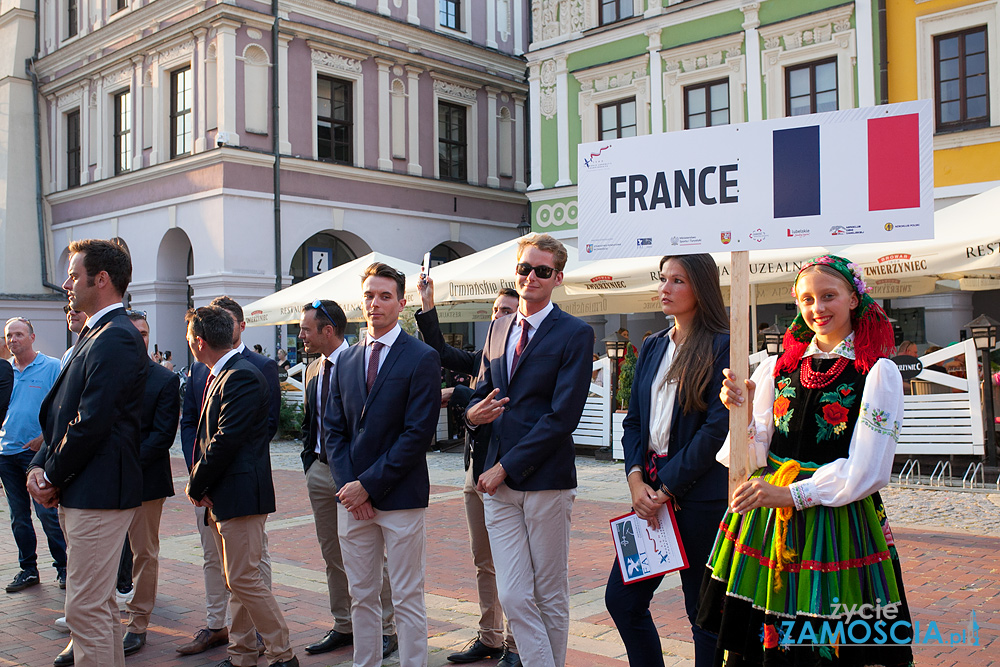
[621,329,730,503]
[181,345,280,470]
[324,331,441,511]
[467,304,594,492]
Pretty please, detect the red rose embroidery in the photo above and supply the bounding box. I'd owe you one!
[764,624,780,649]
[774,396,791,418]
[840,387,851,396]
[822,403,849,425]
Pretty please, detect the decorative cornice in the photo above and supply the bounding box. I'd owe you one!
[102,66,133,88]
[434,79,478,101]
[56,88,83,108]
[758,4,855,52]
[310,48,364,73]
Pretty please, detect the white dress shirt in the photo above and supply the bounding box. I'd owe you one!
[210,348,241,377]
[83,303,123,329]
[505,301,554,379]
[364,322,402,375]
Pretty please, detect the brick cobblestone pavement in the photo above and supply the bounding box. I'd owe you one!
[1,441,997,667]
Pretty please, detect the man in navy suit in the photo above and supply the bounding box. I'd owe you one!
[27,239,148,667]
[466,234,593,667]
[324,263,441,667]
[177,295,279,656]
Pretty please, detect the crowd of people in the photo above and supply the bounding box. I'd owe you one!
[0,235,913,667]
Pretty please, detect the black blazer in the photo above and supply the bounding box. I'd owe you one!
[467,304,594,492]
[31,307,148,509]
[0,360,12,425]
[324,331,441,511]
[621,330,730,503]
[415,307,490,475]
[188,354,275,521]
[139,359,180,502]
[300,356,325,472]
[180,345,280,470]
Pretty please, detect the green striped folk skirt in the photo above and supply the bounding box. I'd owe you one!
[695,455,914,667]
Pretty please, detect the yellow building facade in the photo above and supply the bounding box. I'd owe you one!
[887,0,1000,206]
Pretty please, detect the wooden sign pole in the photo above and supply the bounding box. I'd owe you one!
[728,250,752,501]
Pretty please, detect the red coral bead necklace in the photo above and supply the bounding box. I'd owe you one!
[800,356,849,389]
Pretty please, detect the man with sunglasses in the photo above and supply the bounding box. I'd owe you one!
[297,299,397,658]
[415,279,520,666]
[465,234,594,667]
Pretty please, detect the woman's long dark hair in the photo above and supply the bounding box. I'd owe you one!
[660,254,729,414]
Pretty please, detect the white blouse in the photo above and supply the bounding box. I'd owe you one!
[716,345,904,509]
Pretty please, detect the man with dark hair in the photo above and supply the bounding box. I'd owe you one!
[185,306,297,667]
[27,238,148,667]
[466,234,593,667]
[118,310,180,656]
[60,305,86,369]
[298,299,397,656]
[325,263,441,667]
[1,317,66,594]
[178,294,279,656]
[415,279,519,666]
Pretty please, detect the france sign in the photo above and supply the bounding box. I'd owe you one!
[577,101,934,260]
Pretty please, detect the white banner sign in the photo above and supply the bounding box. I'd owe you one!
[577,101,934,259]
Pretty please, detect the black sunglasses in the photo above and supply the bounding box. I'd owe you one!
[126,309,147,320]
[311,300,338,329]
[515,262,556,279]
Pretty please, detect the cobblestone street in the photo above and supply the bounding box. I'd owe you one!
[1,441,997,666]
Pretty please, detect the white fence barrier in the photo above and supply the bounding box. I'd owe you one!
[574,356,613,449]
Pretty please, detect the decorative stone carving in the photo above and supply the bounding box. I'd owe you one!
[57,89,82,107]
[434,79,477,101]
[539,59,556,86]
[246,28,262,40]
[760,5,854,54]
[741,2,760,30]
[103,66,132,88]
[533,0,584,41]
[498,0,511,41]
[158,39,195,63]
[311,49,364,73]
[665,43,744,75]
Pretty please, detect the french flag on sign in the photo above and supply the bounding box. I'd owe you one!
[772,114,921,219]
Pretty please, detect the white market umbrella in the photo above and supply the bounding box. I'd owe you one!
[244,252,422,326]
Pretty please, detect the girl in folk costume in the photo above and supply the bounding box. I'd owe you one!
[697,255,913,667]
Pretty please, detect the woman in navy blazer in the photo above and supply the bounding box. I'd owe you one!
[605,254,730,667]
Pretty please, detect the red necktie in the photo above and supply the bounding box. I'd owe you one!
[366,342,384,393]
[510,319,530,375]
[201,373,216,410]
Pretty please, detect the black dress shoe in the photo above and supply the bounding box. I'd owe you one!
[268,657,299,667]
[123,632,146,657]
[53,641,74,667]
[496,648,522,667]
[305,629,353,654]
[382,634,398,658]
[447,637,504,663]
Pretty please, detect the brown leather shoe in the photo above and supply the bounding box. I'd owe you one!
[176,627,229,655]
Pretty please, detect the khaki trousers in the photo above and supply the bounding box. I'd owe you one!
[463,465,516,651]
[484,485,576,667]
[195,505,271,628]
[339,504,427,667]
[125,497,166,633]
[209,514,293,667]
[60,506,137,667]
[305,460,395,634]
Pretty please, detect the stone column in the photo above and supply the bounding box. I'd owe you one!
[647,28,663,134]
[131,56,145,169]
[406,66,422,176]
[194,28,208,153]
[128,280,190,364]
[278,32,293,153]
[486,86,500,187]
[527,63,542,191]
[555,56,571,187]
[376,58,392,171]
[855,0,876,107]
[513,93,526,192]
[742,2,763,122]
[215,20,240,145]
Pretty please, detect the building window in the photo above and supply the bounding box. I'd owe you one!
[114,90,132,175]
[785,58,838,116]
[67,0,77,38]
[440,0,460,30]
[115,0,127,12]
[600,0,633,26]
[438,101,467,181]
[170,67,192,158]
[67,110,81,189]
[935,26,989,132]
[684,79,729,129]
[317,76,353,164]
[599,98,637,139]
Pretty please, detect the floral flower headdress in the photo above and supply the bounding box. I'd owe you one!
[775,254,895,376]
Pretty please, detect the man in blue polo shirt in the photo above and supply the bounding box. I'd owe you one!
[0,317,66,593]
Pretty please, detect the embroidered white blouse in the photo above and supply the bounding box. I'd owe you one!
[716,332,904,510]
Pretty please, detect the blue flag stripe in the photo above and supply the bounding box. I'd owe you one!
[773,126,821,219]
